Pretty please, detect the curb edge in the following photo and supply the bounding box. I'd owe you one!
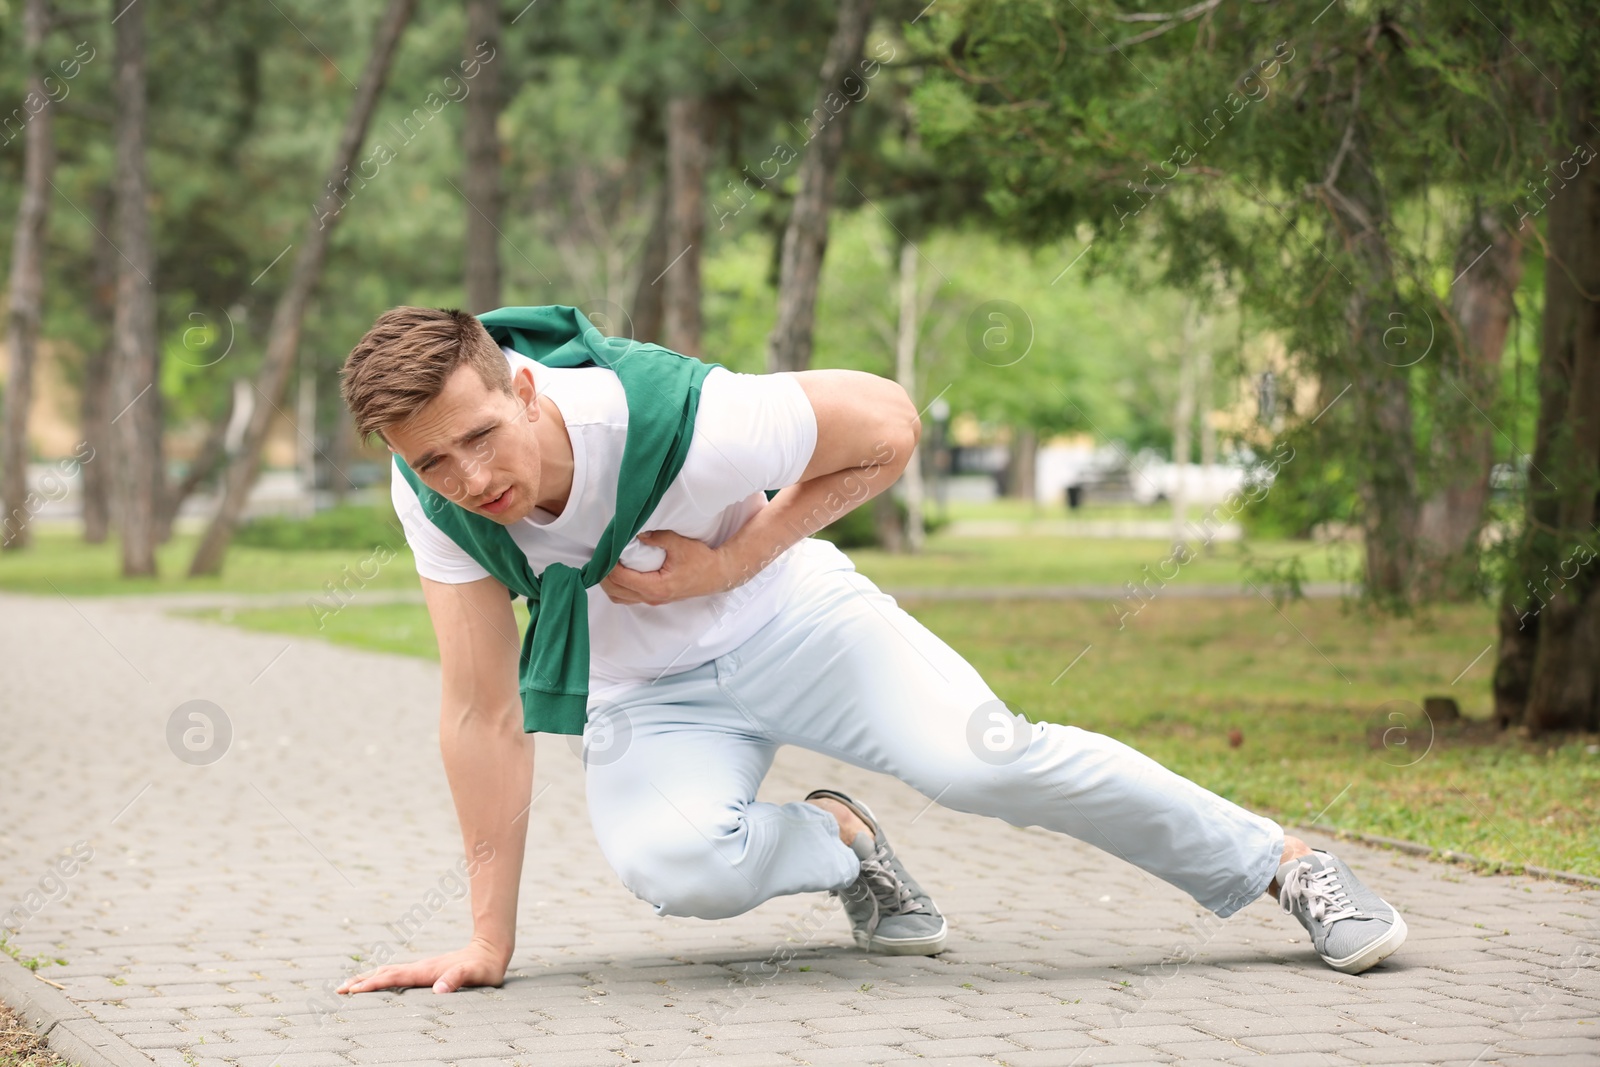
[0,949,154,1067]
[1291,821,1600,889]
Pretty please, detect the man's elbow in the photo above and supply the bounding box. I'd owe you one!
[893,384,921,456]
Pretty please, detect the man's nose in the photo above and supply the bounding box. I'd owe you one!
[463,463,493,497]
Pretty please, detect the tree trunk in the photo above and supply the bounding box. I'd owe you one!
[630,178,669,344]
[189,0,417,576]
[1197,329,1216,555]
[1416,211,1524,598]
[1326,116,1420,605]
[1007,427,1037,503]
[329,393,356,503]
[81,189,116,544]
[462,0,501,313]
[893,240,925,553]
[662,95,708,357]
[1170,306,1197,548]
[872,489,904,553]
[1,0,53,553]
[155,387,235,542]
[1493,91,1600,736]
[766,0,876,374]
[296,369,316,513]
[110,0,163,577]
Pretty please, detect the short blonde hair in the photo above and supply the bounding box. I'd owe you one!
[341,306,511,439]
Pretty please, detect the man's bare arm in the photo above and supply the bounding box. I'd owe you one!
[339,574,531,994]
[598,368,918,606]
[716,368,920,588]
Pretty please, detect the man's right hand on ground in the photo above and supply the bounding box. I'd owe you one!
[336,575,533,998]
[337,938,508,995]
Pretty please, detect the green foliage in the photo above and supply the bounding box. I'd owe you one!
[234,502,406,552]
[2,0,1575,632]
[1239,435,1359,541]
[899,0,1594,608]
[813,495,951,549]
[803,211,1222,451]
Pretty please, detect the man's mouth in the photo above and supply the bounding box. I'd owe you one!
[480,486,514,514]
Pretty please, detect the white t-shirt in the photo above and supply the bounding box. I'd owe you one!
[391,347,857,706]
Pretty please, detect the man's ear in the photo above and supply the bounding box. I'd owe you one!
[512,365,539,420]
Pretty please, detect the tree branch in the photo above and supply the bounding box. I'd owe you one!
[1096,0,1222,51]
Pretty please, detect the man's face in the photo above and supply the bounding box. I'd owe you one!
[384,363,546,525]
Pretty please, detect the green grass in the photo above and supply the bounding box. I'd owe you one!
[0,524,1356,597]
[848,535,1358,590]
[197,599,444,659]
[908,595,1598,877]
[0,528,418,598]
[940,498,1180,523]
[0,936,65,973]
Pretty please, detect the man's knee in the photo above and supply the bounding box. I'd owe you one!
[612,827,760,920]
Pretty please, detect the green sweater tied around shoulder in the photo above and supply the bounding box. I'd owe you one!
[393,305,735,736]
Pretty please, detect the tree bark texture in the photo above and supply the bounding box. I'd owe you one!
[80,187,116,544]
[662,95,709,358]
[111,0,163,576]
[2,0,54,552]
[893,240,925,552]
[189,0,417,576]
[1493,91,1600,735]
[462,0,502,313]
[1416,212,1524,597]
[765,0,876,374]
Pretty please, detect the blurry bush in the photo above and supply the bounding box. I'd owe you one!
[236,502,405,551]
[816,496,951,550]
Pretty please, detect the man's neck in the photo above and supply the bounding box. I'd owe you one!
[534,393,574,517]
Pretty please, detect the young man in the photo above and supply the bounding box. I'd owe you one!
[335,305,1406,996]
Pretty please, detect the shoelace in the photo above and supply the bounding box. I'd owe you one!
[1279,860,1358,925]
[848,839,926,937]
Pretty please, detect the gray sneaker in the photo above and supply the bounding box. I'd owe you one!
[1278,850,1407,974]
[806,789,948,956]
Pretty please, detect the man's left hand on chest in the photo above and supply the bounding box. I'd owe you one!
[600,530,738,606]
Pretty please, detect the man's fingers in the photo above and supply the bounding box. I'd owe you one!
[340,962,431,993]
[601,578,639,604]
[339,966,391,993]
[433,962,470,994]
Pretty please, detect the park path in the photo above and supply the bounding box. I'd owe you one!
[0,589,1596,1067]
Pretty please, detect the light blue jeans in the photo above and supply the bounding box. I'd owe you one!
[581,561,1284,922]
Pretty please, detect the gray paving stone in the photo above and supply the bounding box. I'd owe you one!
[808,1028,919,1048]
[796,1047,911,1066]
[1343,1044,1496,1064]
[1,591,1597,1067]
[234,1055,353,1067]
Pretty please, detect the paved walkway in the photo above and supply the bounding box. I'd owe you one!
[1,590,1596,1067]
